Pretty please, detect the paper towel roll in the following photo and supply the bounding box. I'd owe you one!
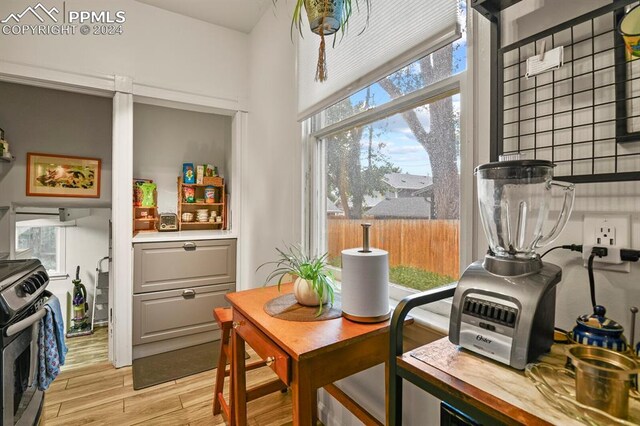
[341,248,390,322]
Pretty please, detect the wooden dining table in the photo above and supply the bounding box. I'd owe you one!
[226,283,408,426]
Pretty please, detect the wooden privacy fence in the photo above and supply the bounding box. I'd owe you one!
[328,219,460,279]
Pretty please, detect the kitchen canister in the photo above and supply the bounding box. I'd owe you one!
[204,186,215,204]
[341,223,390,323]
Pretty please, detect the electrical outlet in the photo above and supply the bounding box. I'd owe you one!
[583,214,631,272]
[595,222,616,246]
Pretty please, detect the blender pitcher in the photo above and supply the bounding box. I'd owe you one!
[475,159,575,259]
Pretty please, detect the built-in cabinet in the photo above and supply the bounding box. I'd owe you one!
[132,238,236,359]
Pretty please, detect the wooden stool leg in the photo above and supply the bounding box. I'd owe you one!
[213,324,230,416]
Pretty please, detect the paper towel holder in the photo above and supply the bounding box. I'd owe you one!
[341,223,391,323]
[359,223,372,253]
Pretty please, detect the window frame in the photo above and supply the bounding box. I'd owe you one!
[303,8,475,320]
[15,222,68,278]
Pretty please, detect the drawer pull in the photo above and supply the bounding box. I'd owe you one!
[265,356,275,367]
[182,289,196,298]
[232,320,244,329]
[183,242,197,251]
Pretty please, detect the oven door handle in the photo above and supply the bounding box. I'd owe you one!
[5,305,47,338]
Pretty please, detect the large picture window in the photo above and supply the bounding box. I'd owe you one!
[308,3,468,298]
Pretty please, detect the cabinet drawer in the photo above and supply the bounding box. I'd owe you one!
[133,284,230,345]
[233,310,290,385]
[134,239,236,293]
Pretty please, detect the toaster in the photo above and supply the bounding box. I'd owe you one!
[159,213,178,231]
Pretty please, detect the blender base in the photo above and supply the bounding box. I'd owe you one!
[449,256,562,370]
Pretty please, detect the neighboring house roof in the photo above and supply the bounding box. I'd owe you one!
[383,173,433,191]
[412,185,434,197]
[366,197,431,219]
[326,198,343,214]
[363,194,385,208]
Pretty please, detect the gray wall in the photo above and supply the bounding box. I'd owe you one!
[133,103,232,214]
[0,82,113,253]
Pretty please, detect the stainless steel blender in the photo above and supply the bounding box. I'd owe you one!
[449,159,575,369]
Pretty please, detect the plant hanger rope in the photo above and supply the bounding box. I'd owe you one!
[316,0,331,82]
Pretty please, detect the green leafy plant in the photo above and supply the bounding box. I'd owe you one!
[258,245,336,315]
[273,0,371,81]
[285,0,371,37]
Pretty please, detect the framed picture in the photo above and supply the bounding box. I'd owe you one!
[26,153,101,198]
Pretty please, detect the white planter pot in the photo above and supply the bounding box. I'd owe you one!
[293,277,327,306]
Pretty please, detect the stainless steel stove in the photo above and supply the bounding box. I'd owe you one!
[0,259,53,425]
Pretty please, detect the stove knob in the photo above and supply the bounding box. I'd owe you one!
[507,311,516,325]
[21,280,36,295]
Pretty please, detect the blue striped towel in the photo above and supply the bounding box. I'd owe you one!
[37,296,68,391]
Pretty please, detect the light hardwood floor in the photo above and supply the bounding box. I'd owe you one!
[43,350,293,425]
[63,326,109,370]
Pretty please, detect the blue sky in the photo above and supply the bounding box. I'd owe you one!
[343,3,467,177]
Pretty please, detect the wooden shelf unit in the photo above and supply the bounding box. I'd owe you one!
[177,177,226,230]
[133,206,158,234]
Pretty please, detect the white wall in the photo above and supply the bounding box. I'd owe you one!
[0,81,112,253]
[133,103,232,214]
[243,2,302,289]
[0,0,249,108]
[48,209,110,328]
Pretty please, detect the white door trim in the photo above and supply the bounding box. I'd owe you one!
[112,89,134,367]
[0,60,114,96]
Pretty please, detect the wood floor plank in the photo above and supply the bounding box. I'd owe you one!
[66,366,131,389]
[45,375,125,407]
[248,391,293,424]
[42,403,60,420]
[46,379,68,393]
[56,362,113,381]
[56,378,174,416]
[42,400,124,426]
[133,400,220,426]
[121,395,184,425]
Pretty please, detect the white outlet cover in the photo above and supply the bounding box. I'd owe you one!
[583,214,631,272]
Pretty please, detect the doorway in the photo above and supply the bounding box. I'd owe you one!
[0,80,114,370]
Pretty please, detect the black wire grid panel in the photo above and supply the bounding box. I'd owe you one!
[498,1,640,183]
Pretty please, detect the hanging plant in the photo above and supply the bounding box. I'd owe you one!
[277,0,371,82]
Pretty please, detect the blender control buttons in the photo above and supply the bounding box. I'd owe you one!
[462,297,518,328]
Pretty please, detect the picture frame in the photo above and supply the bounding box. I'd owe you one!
[26,153,101,198]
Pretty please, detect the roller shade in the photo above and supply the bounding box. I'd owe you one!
[297,0,460,120]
